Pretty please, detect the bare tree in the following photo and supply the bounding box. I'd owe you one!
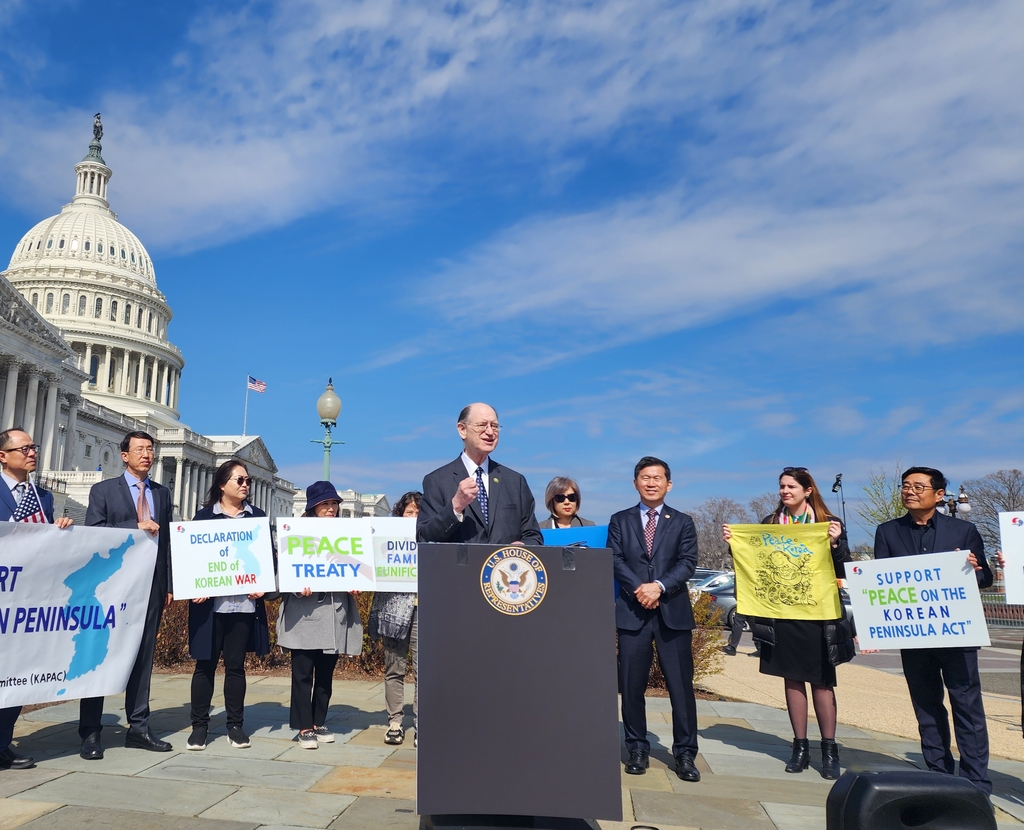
[748,492,778,523]
[857,460,906,533]
[691,497,750,570]
[850,543,873,561]
[963,469,1024,552]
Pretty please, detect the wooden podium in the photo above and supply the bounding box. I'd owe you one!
[416,543,622,828]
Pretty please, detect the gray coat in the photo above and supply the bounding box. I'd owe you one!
[368,592,416,641]
[277,592,363,656]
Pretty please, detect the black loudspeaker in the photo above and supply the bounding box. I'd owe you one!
[826,769,996,830]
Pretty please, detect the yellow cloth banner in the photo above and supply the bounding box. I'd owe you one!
[730,523,841,621]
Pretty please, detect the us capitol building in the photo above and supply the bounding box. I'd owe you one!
[0,117,387,521]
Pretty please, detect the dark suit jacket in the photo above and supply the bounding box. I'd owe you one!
[0,480,55,523]
[609,503,698,632]
[874,511,992,589]
[85,474,172,600]
[417,457,543,546]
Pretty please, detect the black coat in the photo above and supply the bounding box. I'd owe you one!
[873,511,992,588]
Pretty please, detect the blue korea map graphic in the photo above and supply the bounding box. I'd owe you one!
[62,535,135,683]
[234,525,262,576]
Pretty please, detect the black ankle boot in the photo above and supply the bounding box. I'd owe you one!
[821,739,840,780]
[785,738,810,773]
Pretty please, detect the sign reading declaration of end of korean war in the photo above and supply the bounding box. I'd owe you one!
[998,511,1024,605]
[729,523,842,620]
[170,517,276,600]
[277,517,376,592]
[370,516,417,592]
[847,550,990,650]
[0,523,157,708]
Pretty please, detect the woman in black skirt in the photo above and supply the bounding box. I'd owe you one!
[723,467,850,779]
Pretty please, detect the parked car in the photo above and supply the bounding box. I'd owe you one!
[697,577,738,628]
[688,568,725,588]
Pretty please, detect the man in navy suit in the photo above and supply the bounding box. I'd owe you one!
[418,403,542,547]
[610,456,700,782]
[77,430,174,760]
[874,466,993,795]
[0,428,73,770]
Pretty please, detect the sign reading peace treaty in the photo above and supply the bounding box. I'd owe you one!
[0,523,157,707]
[847,550,990,650]
[277,517,376,592]
[730,523,841,620]
[999,511,1024,605]
[369,517,418,593]
[171,517,276,600]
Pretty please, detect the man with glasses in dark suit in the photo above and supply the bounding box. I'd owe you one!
[77,430,174,760]
[873,466,993,795]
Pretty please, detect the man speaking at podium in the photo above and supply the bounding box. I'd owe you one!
[418,403,542,547]
[610,456,700,782]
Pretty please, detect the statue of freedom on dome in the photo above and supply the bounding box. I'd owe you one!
[93,113,103,141]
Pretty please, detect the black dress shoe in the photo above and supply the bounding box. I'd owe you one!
[722,644,737,655]
[125,729,172,752]
[675,753,701,782]
[624,750,649,775]
[80,732,104,760]
[0,747,35,769]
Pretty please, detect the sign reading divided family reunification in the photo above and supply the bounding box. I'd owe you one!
[846,550,990,650]
[170,517,276,600]
[998,511,1024,605]
[0,523,157,708]
[729,523,841,620]
[370,517,418,592]
[277,517,376,592]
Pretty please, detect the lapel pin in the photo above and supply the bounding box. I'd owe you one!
[493,477,499,483]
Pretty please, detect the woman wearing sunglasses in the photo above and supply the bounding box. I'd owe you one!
[185,459,272,752]
[722,467,851,779]
[539,477,595,529]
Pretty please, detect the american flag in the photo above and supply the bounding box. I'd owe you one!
[247,375,267,393]
[13,483,47,524]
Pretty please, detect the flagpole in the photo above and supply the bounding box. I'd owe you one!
[242,377,250,436]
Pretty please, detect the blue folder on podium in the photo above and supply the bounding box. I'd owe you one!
[540,525,608,548]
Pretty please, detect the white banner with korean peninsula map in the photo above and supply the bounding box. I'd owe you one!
[0,523,157,707]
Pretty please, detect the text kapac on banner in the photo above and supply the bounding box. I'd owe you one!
[277,517,375,592]
[171,517,276,600]
[998,512,1024,605]
[730,523,841,620]
[370,517,417,593]
[0,523,157,708]
[847,550,990,650]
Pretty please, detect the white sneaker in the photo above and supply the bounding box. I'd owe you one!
[384,725,405,745]
[298,729,318,750]
[313,725,334,743]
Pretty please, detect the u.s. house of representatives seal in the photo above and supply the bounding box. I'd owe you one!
[480,546,547,615]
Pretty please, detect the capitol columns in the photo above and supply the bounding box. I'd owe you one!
[63,394,80,470]
[39,376,60,470]
[2,359,21,431]
[173,456,184,519]
[22,371,41,440]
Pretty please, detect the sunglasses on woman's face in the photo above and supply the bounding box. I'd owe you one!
[231,476,253,486]
[553,493,579,504]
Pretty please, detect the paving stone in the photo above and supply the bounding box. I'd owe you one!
[199,787,355,828]
[138,753,331,791]
[994,795,1024,823]
[20,702,122,726]
[12,720,77,741]
[698,723,790,747]
[692,737,792,760]
[159,728,294,761]
[667,772,835,805]
[699,751,843,783]
[344,726,394,747]
[0,768,68,798]
[620,768,673,792]
[325,796,418,829]
[275,744,394,767]
[761,802,827,830]
[14,771,237,816]
[219,703,294,739]
[0,800,61,830]
[33,744,175,777]
[633,789,775,829]
[708,702,791,722]
[11,806,259,830]
[380,749,417,771]
[310,766,417,800]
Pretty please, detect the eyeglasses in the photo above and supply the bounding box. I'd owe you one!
[464,421,502,433]
[900,483,935,494]
[231,476,253,486]
[3,444,39,456]
[127,448,155,455]
[553,493,579,504]
[783,467,808,474]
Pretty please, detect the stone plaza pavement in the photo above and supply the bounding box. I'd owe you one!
[3,645,1024,830]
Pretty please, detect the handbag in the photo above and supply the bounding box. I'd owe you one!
[824,604,857,666]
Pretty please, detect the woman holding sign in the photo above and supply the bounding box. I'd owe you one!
[722,467,851,779]
[186,460,272,752]
[278,481,363,750]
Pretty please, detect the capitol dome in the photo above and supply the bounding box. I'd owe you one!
[2,117,185,425]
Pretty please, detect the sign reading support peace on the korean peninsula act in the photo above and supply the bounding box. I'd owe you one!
[277,517,376,592]
[730,523,841,620]
[0,523,157,707]
[846,550,990,650]
[170,517,276,600]
[998,511,1024,605]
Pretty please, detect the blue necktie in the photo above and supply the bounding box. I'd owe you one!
[475,466,489,525]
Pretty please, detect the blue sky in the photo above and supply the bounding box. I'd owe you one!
[1,0,1022,544]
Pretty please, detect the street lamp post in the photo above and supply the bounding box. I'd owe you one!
[831,473,847,527]
[311,379,343,482]
[940,484,971,518]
